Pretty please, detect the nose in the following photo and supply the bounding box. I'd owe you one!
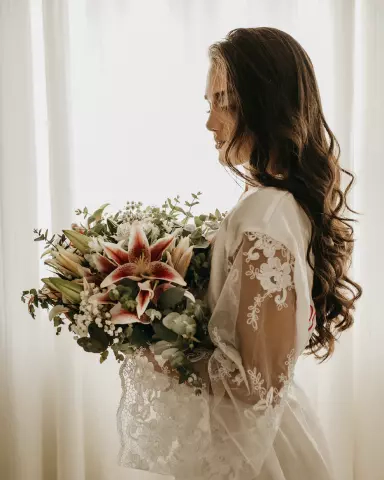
[205,112,219,133]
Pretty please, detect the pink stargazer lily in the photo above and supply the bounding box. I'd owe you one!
[136,280,154,317]
[100,222,186,289]
[90,280,173,324]
[91,253,116,274]
[109,302,151,325]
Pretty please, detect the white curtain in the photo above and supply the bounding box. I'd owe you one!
[0,1,382,479]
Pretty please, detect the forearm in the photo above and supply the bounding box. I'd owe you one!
[142,347,214,394]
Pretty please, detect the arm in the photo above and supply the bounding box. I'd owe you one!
[201,230,302,475]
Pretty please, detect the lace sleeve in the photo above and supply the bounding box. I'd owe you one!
[205,231,298,476]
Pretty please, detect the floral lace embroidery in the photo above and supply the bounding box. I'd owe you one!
[208,326,296,430]
[247,294,262,331]
[117,350,255,480]
[244,349,295,429]
[243,231,295,331]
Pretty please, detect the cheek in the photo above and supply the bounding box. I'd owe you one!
[218,143,236,166]
[219,139,252,167]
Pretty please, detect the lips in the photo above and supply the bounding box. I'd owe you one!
[215,140,226,149]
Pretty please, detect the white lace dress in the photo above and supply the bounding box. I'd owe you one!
[117,186,335,480]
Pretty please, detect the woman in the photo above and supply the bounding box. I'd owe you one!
[117,27,361,480]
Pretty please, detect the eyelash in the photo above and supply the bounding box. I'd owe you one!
[206,106,229,114]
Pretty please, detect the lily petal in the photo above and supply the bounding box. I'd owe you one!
[52,251,92,278]
[145,261,187,286]
[172,237,190,266]
[184,290,196,303]
[89,291,114,304]
[165,251,175,268]
[44,259,74,278]
[150,235,174,262]
[128,222,150,264]
[48,278,83,304]
[110,303,140,325]
[49,305,70,321]
[103,242,130,265]
[56,246,83,264]
[52,253,80,275]
[136,281,154,318]
[100,263,139,288]
[83,277,91,294]
[176,245,194,278]
[92,253,116,274]
[63,230,90,254]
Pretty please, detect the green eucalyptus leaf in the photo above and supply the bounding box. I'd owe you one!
[158,287,185,310]
[215,209,222,220]
[88,324,110,349]
[192,241,210,249]
[118,342,135,353]
[87,203,110,227]
[174,206,186,214]
[53,316,63,327]
[152,321,179,342]
[91,223,105,235]
[100,350,109,364]
[130,324,152,347]
[77,337,105,353]
[107,218,118,235]
[183,224,196,233]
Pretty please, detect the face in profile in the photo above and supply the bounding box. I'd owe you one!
[205,64,253,168]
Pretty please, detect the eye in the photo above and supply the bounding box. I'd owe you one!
[206,109,211,114]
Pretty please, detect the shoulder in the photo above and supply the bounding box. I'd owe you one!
[227,186,312,257]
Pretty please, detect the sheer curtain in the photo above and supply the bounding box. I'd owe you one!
[0,1,382,479]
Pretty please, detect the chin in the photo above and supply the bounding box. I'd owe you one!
[219,150,244,167]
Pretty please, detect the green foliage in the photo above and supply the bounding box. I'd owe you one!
[88,323,110,350]
[100,350,109,364]
[152,320,179,343]
[23,191,225,392]
[158,287,185,310]
[77,337,105,353]
[130,324,153,347]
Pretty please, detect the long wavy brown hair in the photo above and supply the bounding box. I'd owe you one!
[209,27,362,361]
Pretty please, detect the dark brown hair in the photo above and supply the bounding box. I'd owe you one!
[209,27,362,361]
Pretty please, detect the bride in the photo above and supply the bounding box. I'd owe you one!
[117,27,361,480]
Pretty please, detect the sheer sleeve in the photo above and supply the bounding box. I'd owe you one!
[204,230,300,476]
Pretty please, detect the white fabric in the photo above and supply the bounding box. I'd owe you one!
[0,1,383,479]
[118,186,334,480]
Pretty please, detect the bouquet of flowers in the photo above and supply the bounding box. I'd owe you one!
[22,193,224,393]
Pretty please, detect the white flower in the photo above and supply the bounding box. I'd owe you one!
[141,219,159,240]
[114,221,132,241]
[88,238,104,253]
[258,257,292,292]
